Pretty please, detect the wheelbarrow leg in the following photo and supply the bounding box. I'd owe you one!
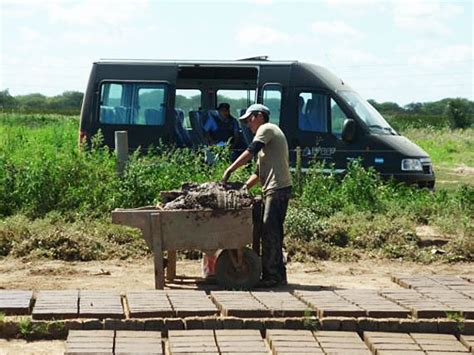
[151,213,165,289]
[166,250,177,281]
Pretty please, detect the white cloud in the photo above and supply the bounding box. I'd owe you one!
[311,21,363,41]
[46,0,149,27]
[18,27,42,42]
[392,0,464,36]
[235,26,291,45]
[407,44,473,68]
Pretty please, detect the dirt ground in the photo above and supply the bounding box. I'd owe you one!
[0,256,470,291]
[0,257,470,354]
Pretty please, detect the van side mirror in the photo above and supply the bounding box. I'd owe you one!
[341,118,356,142]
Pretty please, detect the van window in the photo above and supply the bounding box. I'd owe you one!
[217,89,256,118]
[176,89,201,128]
[298,92,328,133]
[262,84,281,125]
[331,98,348,136]
[99,82,167,126]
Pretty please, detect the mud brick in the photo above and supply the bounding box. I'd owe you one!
[185,317,204,329]
[211,291,271,318]
[398,319,417,333]
[200,317,223,330]
[377,318,402,332]
[376,351,425,355]
[126,290,174,318]
[222,316,244,329]
[336,290,410,319]
[115,330,162,355]
[103,319,125,330]
[243,318,265,330]
[413,319,438,333]
[251,291,310,317]
[339,317,358,331]
[320,317,341,330]
[164,317,185,331]
[294,290,366,318]
[167,290,218,317]
[82,319,104,330]
[79,290,124,319]
[420,343,469,352]
[64,320,83,331]
[437,319,461,334]
[168,329,218,354]
[358,317,379,332]
[65,329,114,354]
[32,290,79,320]
[284,317,307,329]
[215,329,267,354]
[462,320,474,334]
[0,320,19,338]
[264,318,286,329]
[123,319,145,330]
[459,334,474,351]
[144,318,164,331]
[0,290,33,315]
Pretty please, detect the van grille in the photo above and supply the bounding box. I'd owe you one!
[422,164,432,174]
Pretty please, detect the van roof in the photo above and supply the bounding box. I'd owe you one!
[95,58,297,66]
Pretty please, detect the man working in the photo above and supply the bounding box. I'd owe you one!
[222,104,292,287]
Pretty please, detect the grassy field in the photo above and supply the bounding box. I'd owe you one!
[403,128,474,189]
[0,113,472,263]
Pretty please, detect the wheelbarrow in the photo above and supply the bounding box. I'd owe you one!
[111,204,262,289]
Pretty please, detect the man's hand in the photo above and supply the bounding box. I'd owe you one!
[222,168,232,182]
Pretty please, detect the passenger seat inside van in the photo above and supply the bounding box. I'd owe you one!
[174,108,192,147]
[189,110,208,145]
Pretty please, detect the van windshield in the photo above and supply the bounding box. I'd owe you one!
[339,90,397,135]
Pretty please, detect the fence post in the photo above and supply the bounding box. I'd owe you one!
[295,146,302,195]
[115,131,128,176]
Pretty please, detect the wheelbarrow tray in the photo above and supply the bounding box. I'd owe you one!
[112,207,253,251]
[112,206,255,289]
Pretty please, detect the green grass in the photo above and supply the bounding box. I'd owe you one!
[0,113,472,263]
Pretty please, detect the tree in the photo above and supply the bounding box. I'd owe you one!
[0,89,17,110]
[445,98,473,129]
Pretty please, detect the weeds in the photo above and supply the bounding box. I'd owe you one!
[0,113,472,263]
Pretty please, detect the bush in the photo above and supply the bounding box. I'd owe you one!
[446,98,473,129]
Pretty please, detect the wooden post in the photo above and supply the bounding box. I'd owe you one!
[166,251,177,282]
[115,131,128,176]
[151,213,165,289]
[295,146,302,195]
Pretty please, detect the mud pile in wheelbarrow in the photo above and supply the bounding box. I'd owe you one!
[159,182,255,210]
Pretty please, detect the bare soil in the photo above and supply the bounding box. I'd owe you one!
[0,257,469,353]
[0,257,469,291]
[0,339,65,355]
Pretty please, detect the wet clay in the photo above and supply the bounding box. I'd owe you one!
[159,182,255,210]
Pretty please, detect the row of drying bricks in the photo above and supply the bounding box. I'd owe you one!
[3,287,474,320]
[66,329,474,355]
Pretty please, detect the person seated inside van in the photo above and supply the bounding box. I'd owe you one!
[203,102,240,150]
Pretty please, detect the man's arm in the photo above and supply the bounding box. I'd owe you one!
[245,173,259,189]
[222,149,253,182]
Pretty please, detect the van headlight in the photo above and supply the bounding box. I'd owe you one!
[401,159,423,171]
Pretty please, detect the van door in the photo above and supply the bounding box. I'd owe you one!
[290,90,338,169]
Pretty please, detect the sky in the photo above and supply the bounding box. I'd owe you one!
[0,0,472,106]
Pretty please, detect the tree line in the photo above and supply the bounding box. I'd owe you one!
[1,89,472,129]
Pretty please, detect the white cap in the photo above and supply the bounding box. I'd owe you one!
[239,104,271,121]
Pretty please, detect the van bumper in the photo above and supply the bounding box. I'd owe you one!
[380,172,435,189]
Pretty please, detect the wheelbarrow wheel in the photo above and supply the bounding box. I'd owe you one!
[215,247,262,290]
